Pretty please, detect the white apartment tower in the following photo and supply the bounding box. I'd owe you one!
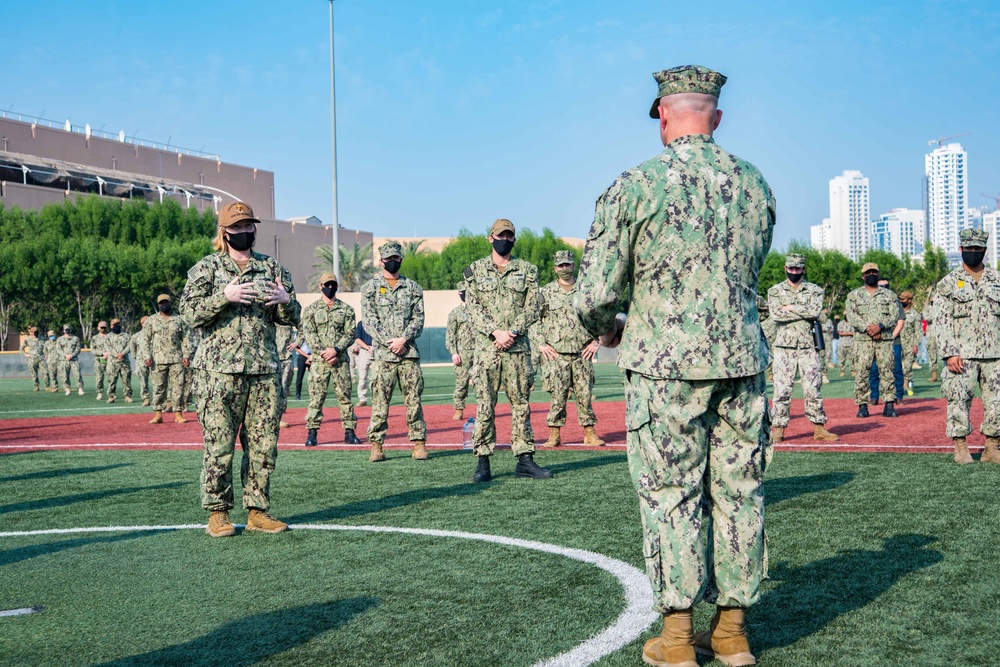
[870,208,926,258]
[984,209,1000,269]
[810,218,832,250]
[826,170,870,259]
[925,143,969,252]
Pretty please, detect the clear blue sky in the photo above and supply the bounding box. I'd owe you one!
[5,0,998,249]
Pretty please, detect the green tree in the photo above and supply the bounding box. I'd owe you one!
[312,242,377,292]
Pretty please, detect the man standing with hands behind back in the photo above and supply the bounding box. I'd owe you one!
[576,65,774,667]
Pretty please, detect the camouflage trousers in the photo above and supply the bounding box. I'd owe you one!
[46,360,61,389]
[530,347,544,391]
[151,362,185,412]
[280,358,294,396]
[452,350,476,410]
[927,333,939,372]
[942,358,1000,439]
[28,356,50,389]
[135,362,151,400]
[545,352,596,428]
[822,334,832,368]
[473,349,535,457]
[771,346,827,427]
[625,370,769,613]
[901,344,918,389]
[60,359,83,389]
[106,357,132,399]
[94,359,107,395]
[367,359,426,445]
[306,357,357,431]
[853,340,895,405]
[198,370,283,511]
[837,340,854,375]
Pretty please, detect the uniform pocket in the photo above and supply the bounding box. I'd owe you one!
[643,529,664,592]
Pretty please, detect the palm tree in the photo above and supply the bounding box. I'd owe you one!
[312,243,376,292]
[400,239,425,257]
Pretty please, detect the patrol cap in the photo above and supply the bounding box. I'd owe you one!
[218,201,259,228]
[784,253,805,269]
[319,272,337,286]
[110,318,121,326]
[98,321,108,329]
[649,65,727,118]
[959,228,989,248]
[899,291,913,300]
[456,281,467,292]
[554,250,575,265]
[862,262,880,274]
[378,241,402,259]
[489,218,516,236]
[63,324,72,331]
[157,294,171,303]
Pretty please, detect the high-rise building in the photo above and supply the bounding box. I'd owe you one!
[925,143,969,254]
[810,218,832,250]
[984,209,1000,269]
[823,170,870,259]
[870,208,926,258]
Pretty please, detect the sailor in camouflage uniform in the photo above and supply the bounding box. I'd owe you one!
[898,291,922,396]
[104,318,133,403]
[43,330,61,392]
[57,324,84,395]
[759,296,775,381]
[141,294,192,424]
[925,291,940,382]
[130,316,151,405]
[837,312,854,376]
[180,201,301,537]
[446,280,476,420]
[537,250,605,447]
[302,272,361,446]
[575,66,770,667]
[91,321,109,400]
[846,262,900,418]
[463,218,553,483]
[934,228,1000,465]
[275,323,296,428]
[361,241,428,462]
[181,328,202,412]
[20,327,49,391]
[819,309,833,383]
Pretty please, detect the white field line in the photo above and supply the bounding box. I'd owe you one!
[0,523,657,666]
[0,607,44,617]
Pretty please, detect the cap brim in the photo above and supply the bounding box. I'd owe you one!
[221,216,260,228]
[649,98,660,119]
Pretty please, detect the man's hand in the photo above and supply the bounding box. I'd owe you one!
[117,353,125,361]
[224,277,256,304]
[182,358,190,368]
[540,344,559,361]
[864,323,881,337]
[264,276,291,307]
[946,356,964,374]
[913,345,918,355]
[582,340,600,360]
[388,337,409,356]
[780,304,794,311]
[286,341,299,352]
[144,359,153,368]
[492,330,515,350]
[871,332,882,342]
[65,354,72,361]
[452,353,462,366]
[321,347,338,363]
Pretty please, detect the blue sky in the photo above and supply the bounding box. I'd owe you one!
[5,0,998,249]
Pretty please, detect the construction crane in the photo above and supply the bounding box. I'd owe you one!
[928,132,972,148]
[982,193,1000,211]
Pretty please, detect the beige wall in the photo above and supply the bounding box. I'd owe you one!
[300,289,460,328]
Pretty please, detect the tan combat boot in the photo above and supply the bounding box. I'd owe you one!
[124,396,133,403]
[206,510,236,538]
[107,396,116,404]
[142,398,150,406]
[452,409,464,421]
[412,440,429,460]
[953,437,973,464]
[772,427,785,442]
[78,387,84,396]
[174,411,188,424]
[583,426,605,446]
[369,443,386,463]
[96,391,102,401]
[930,369,939,382]
[812,423,839,442]
[544,427,561,447]
[981,437,1000,464]
[246,509,288,533]
[694,607,756,666]
[279,420,289,429]
[642,609,698,667]
[148,410,163,424]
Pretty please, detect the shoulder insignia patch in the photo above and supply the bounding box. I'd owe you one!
[463,266,474,280]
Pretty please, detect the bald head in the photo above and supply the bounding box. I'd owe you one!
[657,92,723,145]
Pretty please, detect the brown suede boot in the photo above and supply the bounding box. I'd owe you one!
[142,398,150,406]
[148,410,163,424]
[812,423,839,442]
[981,437,1000,464]
[930,368,938,382]
[412,440,429,460]
[694,607,756,666]
[369,443,386,463]
[452,409,464,421]
[642,609,697,667]
[583,426,605,446]
[206,510,236,538]
[174,411,188,424]
[543,427,561,447]
[772,427,784,442]
[953,437,974,464]
[246,509,288,533]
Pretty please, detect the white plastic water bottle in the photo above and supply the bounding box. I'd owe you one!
[462,417,475,449]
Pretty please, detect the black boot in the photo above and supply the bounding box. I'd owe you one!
[515,453,554,479]
[883,402,898,418]
[473,455,492,483]
[305,429,318,447]
[872,397,879,406]
[344,428,361,444]
[856,404,869,418]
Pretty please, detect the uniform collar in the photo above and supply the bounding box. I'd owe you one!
[665,133,714,150]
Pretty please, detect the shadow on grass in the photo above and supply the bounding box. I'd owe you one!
[285,483,486,523]
[0,531,161,567]
[544,453,627,475]
[92,597,378,667]
[0,463,133,484]
[754,534,943,652]
[0,482,186,516]
[764,472,855,507]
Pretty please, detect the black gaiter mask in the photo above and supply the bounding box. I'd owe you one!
[963,250,986,268]
[492,238,515,256]
[786,272,803,283]
[226,231,255,252]
[158,302,172,314]
[383,259,402,274]
[321,286,337,299]
[864,275,880,287]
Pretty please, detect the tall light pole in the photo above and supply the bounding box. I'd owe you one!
[329,0,340,282]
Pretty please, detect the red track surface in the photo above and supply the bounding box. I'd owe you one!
[0,398,982,454]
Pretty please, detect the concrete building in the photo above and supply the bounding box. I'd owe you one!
[870,208,926,258]
[826,170,870,260]
[810,218,833,251]
[984,209,1000,269]
[925,143,969,254]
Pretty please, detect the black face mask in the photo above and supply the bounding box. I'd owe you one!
[459,292,466,302]
[786,271,803,283]
[864,275,879,287]
[962,250,986,268]
[492,238,515,257]
[158,302,172,314]
[321,286,337,299]
[111,325,122,334]
[383,259,402,275]
[226,230,255,252]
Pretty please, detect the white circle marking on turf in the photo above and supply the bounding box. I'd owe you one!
[0,523,657,667]
[0,607,44,617]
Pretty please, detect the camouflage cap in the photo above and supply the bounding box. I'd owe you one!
[959,228,989,248]
[157,293,171,303]
[110,318,121,326]
[319,272,338,286]
[455,281,467,292]
[63,324,72,331]
[379,241,402,259]
[784,253,805,269]
[218,201,259,228]
[648,65,727,118]
[489,218,516,236]
[98,321,108,329]
[554,250,575,265]
[862,262,879,274]
[899,291,913,300]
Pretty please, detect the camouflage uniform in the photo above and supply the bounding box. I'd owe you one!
[104,329,133,400]
[129,327,151,402]
[446,281,477,412]
[56,332,84,390]
[181,329,202,411]
[44,336,61,390]
[759,296,775,378]
[91,330,108,397]
[934,266,1000,439]
[837,318,854,375]
[20,333,49,390]
[767,274,828,428]
[820,312,833,373]
[276,325,296,398]
[900,304,923,391]
[302,299,357,432]
[463,255,541,456]
[537,272,598,429]
[845,285,900,406]
[180,250,300,512]
[575,114,775,611]
[925,299,939,377]
[360,273,426,445]
[140,312,192,413]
